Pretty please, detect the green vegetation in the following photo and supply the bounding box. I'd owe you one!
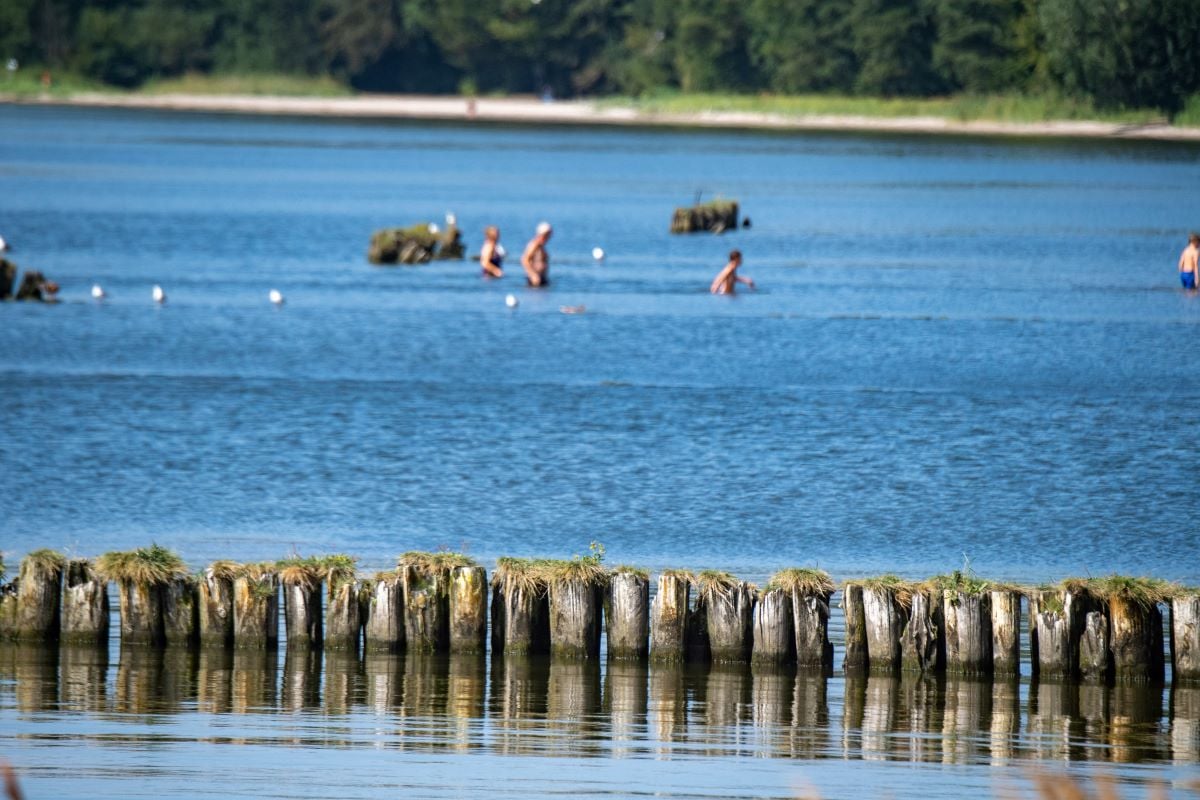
[97,544,188,586]
[22,549,66,577]
[398,551,476,575]
[859,574,917,607]
[927,569,990,596]
[205,560,242,580]
[612,565,650,580]
[1082,575,1178,609]
[3,0,1197,119]
[769,567,835,596]
[694,569,741,599]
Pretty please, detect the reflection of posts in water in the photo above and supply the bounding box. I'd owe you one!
[449,567,488,655]
[60,642,109,712]
[944,591,992,677]
[901,589,943,675]
[789,670,829,759]
[198,566,235,649]
[863,586,906,673]
[324,649,361,714]
[704,663,751,757]
[1170,683,1200,763]
[752,589,794,667]
[648,662,689,755]
[447,653,487,720]
[163,576,199,647]
[989,676,1021,764]
[605,660,648,757]
[1,644,59,713]
[1107,683,1166,763]
[650,573,689,663]
[281,648,323,711]
[401,652,449,718]
[1027,679,1080,761]
[751,664,794,757]
[116,646,164,714]
[941,677,992,765]
[363,652,404,711]
[860,673,900,760]
[842,586,867,671]
[901,673,943,763]
[196,647,233,713]
[492,655,550,756]
[547,659,603,755]
[607,571,649,660]
[363,575,404,655]
[62,559,108,646]
[990,590,1022,676]
[841,671,866,758]
[1172,595,1200,683]
[231,648,278,713]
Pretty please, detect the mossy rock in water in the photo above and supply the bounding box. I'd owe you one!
[0,259,15,300]
[15,270,48,301]
[369,223,466,265]
[670,200,739,234]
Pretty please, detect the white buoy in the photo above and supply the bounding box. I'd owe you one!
[592,247,605,261]
[505,294,519,309]
[0,235,7,252]
[269,289,284,306]
[152,285,166,304]
[91,284,106,300]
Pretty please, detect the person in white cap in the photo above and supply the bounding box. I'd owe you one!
[521,221,552,288]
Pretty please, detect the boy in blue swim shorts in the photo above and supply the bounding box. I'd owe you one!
[1180,232,1199,289]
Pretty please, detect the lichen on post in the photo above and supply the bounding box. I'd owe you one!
[232,563,280,650]
[363,571,405,654]
[606,566,649,660]
[449,565,489,655]
[649,570,691,663]
[696,570,756,664]
[97,544,189,648]
[277,557,324,651]
[162,575,199,647]
[62,558,109,646]
[199,561,238,649]
[398,551,474,653]
[861,576,912,673]
[491,558,550,656]
[13,549,65,643]
[841,583,867,671]
[772,568,835,671]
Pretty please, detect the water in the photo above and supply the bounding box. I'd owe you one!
[2,105,1200,797]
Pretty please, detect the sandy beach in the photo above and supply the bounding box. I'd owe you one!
[8,91,1200,142]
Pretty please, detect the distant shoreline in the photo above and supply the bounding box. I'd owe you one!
[7,91,1200,143]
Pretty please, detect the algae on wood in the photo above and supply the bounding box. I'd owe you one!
[670,200,739,234]
[368,223,466,265]
[449,565,488,654]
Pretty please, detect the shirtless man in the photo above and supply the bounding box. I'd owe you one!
[1179,232,1199,290]
[710,249,755,295]
[522,222,552,287]
[480,225,504,278]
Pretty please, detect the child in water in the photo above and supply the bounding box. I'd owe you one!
[710,249,755,295]
[1179,232,1199,290]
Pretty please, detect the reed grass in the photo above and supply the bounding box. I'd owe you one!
[21,549,65,578]
[97,544,188,586]
[660,568,695,581]
[319,554,358,593]
[492,557,546,595]
[612,565,650,580]
[859,574,917,609]
[694,570,740,600]
[206,560,242,581]
[538,558,608,587]
[276,557,321,588]
[398,551,476,575]
[769,567,834,596]
[926,569,990,596]
[1082,575,1177,609]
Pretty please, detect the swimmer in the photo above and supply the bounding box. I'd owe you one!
[480,225,504,278]
[522,221,552,288]
[1179,232,1199,290]
[710,249,755,295]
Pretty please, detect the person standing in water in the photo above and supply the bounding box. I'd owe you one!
[710,249,755,295]
[522,222,552,287]
[480,225,504,278]
[1179,232,1199,290]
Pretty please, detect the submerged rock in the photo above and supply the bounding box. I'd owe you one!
[369,223,466,265]
[670,200,739,234]
[15,270,57,302]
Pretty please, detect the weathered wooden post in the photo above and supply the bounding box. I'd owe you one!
[15,550,65,642]
[649,570,691,662]
[862,577,910,672]
[900,586,942,674]
[1173,592,1200,683]
[990,588,1022,676]
[938,573,993,676]
[1078,607,1110,683]
[1029,583,1090,681]
[62,558,109,646]
[0,579,17,639]
[685,592,711,662]
[199,561,238,649]
[491,558,550,656]
[233,563,279,650]
[398,552,472,653]
[697,571,755,664]
[162,576,199,646]
[773,569,835,671]
[322,556,360,652]
[278,558,323,651]
[752,586,794,666]
[842,584,867,671]
[363,572,405,654]
[449,565,488,654]
[546,558,606,659]
[606,567,649,660]
[98,545,188,647]
[1093,576,1168,683]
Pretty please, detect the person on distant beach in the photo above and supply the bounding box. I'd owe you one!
[480,225,504,278]
[710,249,755,295]
[1179,232,1199,290]
[522,222,552,288]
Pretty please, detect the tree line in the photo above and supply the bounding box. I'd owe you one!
[3,0,1198,113]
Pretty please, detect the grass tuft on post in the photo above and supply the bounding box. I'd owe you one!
[23,549,67,577]
[769,568,834,596]
[97,544,188,586]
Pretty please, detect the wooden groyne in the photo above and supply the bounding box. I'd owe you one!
[0,548,1194,686]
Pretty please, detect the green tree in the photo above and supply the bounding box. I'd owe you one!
[850,0,941,95]
[930,0,1025,91]
[746,0,856,93]
[673,0,753,92]
[607,0,676,94]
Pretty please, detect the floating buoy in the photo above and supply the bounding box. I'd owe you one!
[269,289,284,306]
[91,284,106,300]
[505,294,519,309]
[0,235,8,252]
[152,285,166,304]
[592,247,605,261]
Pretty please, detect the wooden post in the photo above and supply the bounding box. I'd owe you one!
[117,580,165,647]
[325,580,361,652]
[792,590,833,671]
[1109,594,1165,683]
[15,552,64,642]
[1172,594,1200,683]
[62,559,109,646]
[283,580,323,650]
[842,585,867,671]
[549,578,603,659]
[990,590,1021,676]
[233,568,279,650]
[363,573,405,654]
[944,590,992,676]
[449,566,488,655]
[751,587,794,666]
[704,582,755,664]
[1079,607,1110,683]
[607,570,649,660]
[1030,588,1088,681]
[901,589,942,674]
[685,594,711,662]
[649,572,689,662]
[863,584,907,672]
[162,576,198,647]
[198,564,236,649]
[0,583,17,639]
[401,564,449,653]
